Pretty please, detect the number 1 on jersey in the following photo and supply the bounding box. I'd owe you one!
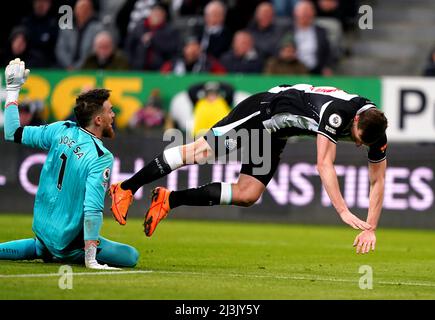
[57,153,67,190]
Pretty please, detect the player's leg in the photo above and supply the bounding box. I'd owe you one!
[0,237,49,261]
[143,174,266,237]
[167,147,280,209]
[165,93,275,210]
[122,136,213,193]
[230,174,266,207]
[95,237,139,268]
[133,90,267,194]
[111,92,267,225]
[110,137,213,224]
[57,237,139,268]
[143,132,286,236]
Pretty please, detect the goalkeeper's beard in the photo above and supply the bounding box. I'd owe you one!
[102,124,115,139]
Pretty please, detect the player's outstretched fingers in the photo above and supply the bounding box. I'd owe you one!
[358,242,364,254]
[353,236,359,247]
[371,241,376,252]
[356,242,361,254]
[367,242,373,254]
[361,242,368,254]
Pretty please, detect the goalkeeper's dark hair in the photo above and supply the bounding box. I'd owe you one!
[74,89,111,128]
[358,108,388,145]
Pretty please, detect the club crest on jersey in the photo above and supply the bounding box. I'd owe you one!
[103,168,111,180]
[225,138,237,151]
[328,114,342,128]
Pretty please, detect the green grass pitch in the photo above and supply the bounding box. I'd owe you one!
[0,214,434,299]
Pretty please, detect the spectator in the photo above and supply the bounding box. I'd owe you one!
[20,0,58,67]
[314,0,342,20]
[55,0,103,69]
[193,0,232,59]
[125,4,179,71]
[171,0,210,16]
[191,82,233,137]
[314,0,358,31]
[95,0,128,45]
[0,26,48,68]
[224,0,265,33]
[128,88,165,132]
[168,81,230,137]
[82,31,129,70]
[423,47,435,76]
[160,36,226,75]
[290,0,332,75]
[247,2,284,59]
[272,0,300,17]
[220,30,263,74]
[0,1,32,57]
[125,0,159,33]
[264,33,308,75]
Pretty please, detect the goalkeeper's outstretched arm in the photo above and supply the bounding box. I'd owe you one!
[4,59,65,149]
[3,58,29,142]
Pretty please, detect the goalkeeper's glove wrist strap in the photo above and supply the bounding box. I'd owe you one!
[6,89,19,104]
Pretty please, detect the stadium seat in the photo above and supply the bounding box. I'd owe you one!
[316,17,344,61]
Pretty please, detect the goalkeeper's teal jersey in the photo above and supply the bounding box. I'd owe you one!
[22,121,113,253]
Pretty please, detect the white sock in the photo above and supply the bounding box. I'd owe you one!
[163,146,184,170]
[220,182,232,205]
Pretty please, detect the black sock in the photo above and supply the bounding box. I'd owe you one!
[169,183,223,209]
[121,153,172,194]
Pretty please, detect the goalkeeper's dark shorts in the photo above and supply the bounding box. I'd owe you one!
[204,92,287,186]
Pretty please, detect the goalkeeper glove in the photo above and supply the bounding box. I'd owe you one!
[5,58,30,102]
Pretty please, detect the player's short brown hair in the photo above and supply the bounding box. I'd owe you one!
[358,108,388,145]
[74,89,110,128]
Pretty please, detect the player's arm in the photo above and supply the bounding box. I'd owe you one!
[3,59,63,150]
[3,59,29,143]
[83,153,120,270]
[316,134,371,230]
[353,136,387,254]
[367,160,386,229]
[352,160,386,254]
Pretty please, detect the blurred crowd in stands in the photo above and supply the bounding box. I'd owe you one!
[0,0,363,76]
[2,0,435,134]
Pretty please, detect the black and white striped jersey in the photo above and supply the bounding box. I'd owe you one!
[260,84,387,162]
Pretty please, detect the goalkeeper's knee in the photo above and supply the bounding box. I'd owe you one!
[124,246,139,267]
[111,244,139,267]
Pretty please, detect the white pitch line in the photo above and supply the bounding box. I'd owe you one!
[1,270,434,288]
[0,270,153,278]
[156,271,435,288]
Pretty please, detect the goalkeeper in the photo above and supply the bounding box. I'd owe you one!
[0,59,138,269]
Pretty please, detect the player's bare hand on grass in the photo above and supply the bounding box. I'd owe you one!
[353,230,376,254]
[339,210,372,230]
